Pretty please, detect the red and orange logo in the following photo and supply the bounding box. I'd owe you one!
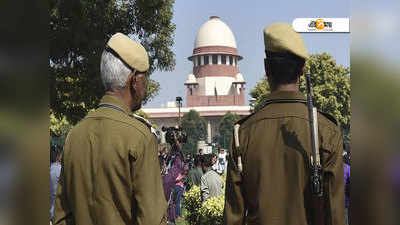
[315,19,325,30]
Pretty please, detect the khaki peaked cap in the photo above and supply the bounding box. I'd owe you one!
[263,22,308,60]
[107,33,149,72]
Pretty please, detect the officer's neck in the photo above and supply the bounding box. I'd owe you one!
[271,83,299,92]
[106,89,135,112]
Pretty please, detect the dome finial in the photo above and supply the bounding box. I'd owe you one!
[210,16,220,20]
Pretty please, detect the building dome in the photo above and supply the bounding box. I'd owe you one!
[194,16,237,49]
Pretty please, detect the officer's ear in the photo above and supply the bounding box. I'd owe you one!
[126,71,136,90]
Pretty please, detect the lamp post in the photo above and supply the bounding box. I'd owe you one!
[176,96,183,127]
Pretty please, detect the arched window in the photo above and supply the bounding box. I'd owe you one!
[229,56,233,65]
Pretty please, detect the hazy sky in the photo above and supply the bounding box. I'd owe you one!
[145,0,350,107]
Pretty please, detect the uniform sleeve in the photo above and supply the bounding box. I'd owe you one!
[131,136,167,225]
[201,175,209,202]
[324,135,346,225]
[223,138,245,225]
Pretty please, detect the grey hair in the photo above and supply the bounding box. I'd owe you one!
[100,50,132,91]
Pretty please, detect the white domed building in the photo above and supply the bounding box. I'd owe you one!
[143,16,251,148]
[185,16,246,107]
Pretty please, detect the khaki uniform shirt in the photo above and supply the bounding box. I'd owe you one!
[54,94,167,225]
[201,169,224,201]
[224,91,345,225]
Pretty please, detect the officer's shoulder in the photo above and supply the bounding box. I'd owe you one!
[235,113,254,126]
[318,110,338,127]
[132,114,159,139]
[132,114,152,129]
[104,113,152,140]
[235,108,267,128]
[235,111,259,129]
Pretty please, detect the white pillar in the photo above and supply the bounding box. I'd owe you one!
[207,120,212,144]
[218,55,221,65]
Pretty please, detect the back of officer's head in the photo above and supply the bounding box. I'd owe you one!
[100,33,149,91]
[263,23,308,85]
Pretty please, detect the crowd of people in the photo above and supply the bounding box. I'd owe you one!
[158,145,227,224]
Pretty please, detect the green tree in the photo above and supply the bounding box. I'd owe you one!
[50,0,176,124]
[250,53,351,141]
[181,110,207,155]
[50,109,73,148]
[215,112,240,149]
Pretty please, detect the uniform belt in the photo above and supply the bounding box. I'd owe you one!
[98,103,125,114]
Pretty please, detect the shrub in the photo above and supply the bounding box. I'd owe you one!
[183,185,202,224]
[183,180,226,225]
[198,196,225,225]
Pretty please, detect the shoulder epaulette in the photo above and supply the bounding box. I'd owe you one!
[318,111,338,126]
[235,113,255,126]
[132,114,159,138]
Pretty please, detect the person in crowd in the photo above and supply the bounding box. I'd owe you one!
[53,33,167,225]
[344,161,350,225]
[174,164,189,220]
[185,153,193,169]
[188,155,204,187]
[224,23,345,225]
[162,134,184,224]
[217,148,227,175]
[50,145,62,222]
[344,143,351,225]
[211,153,218,172]
[198,148,204,156]
[159,146,168,170]
[201,154,224,202]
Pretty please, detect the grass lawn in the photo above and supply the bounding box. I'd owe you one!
[175,217,188,225]
[175,208,188,225]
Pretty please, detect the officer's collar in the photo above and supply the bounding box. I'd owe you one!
[266,90,306,101]
[99,94,132,115]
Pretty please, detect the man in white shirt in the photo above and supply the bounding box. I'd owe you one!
[216,148,227,175]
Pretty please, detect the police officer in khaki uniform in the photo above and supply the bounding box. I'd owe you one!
[53,33,167,225]
[224,23,345,225]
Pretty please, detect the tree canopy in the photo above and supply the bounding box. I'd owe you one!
[250,53,350,141]
[50,0,176,124]
[181,110,207,155]
[214,112,240,150]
